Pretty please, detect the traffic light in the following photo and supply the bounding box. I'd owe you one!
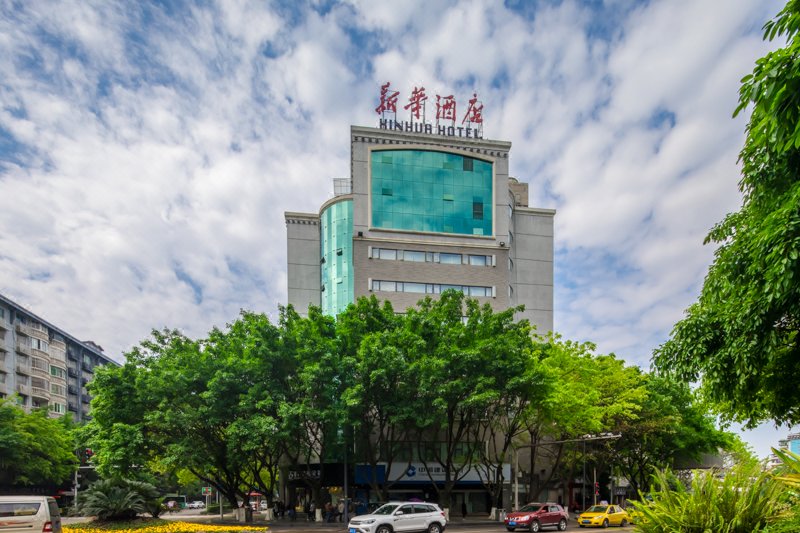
[85,448,94,462]
[594,481,600,496]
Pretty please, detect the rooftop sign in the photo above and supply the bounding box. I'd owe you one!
[375,82,484,139]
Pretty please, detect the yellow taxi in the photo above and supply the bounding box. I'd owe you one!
[577,504,630,528]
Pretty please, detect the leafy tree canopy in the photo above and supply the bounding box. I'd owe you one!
[654,0,800,426]
[0,398,76,486]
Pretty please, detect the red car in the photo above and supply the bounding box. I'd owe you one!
[504,503,568,532]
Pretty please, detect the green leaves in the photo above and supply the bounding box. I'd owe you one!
[0,398,76,486]
[656,0,800,427]
[632,462,782,533]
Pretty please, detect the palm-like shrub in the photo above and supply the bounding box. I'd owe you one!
[761,448,800,532]
[772,448,800,489]
[631,462,782,532]
[80,478,158,521]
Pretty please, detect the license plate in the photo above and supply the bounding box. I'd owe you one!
[508,522,516,526]
[582,520,590,524]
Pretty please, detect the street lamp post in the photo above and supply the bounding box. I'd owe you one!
[513,433,621,512]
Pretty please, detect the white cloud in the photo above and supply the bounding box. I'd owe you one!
[0,0,788,452]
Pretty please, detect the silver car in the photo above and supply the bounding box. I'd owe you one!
[348,502,447,533]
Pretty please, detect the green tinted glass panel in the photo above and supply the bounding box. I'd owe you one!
[371,150,493,235]
[320,199,354,317]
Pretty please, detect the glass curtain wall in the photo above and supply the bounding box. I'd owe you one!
[321,199,354,316]
[371,149,493,236]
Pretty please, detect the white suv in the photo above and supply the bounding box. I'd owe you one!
[348,502,447,533]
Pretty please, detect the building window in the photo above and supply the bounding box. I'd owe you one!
[468,255,489,266]
[374,248,397,260]
[439,253,462,265]
[30,338,49,352]
[402,250,425,262]
[372,280,493,297]
[49,402,66,414]
[50,383,66,396]
[403,282,426,294]
[371,150,493,236]
[473,201,483,221]
[50,366,66,379]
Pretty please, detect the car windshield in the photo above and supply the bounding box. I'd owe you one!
[519,504,544,512]
[373,504,400,515]
[586,505,608,513]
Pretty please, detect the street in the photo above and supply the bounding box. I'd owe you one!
[63,510,635,532]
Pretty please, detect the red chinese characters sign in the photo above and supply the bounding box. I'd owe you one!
[374,82,484,139]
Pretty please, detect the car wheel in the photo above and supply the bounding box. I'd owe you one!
[506,528,515,532]
[558,518,567,531]
[377,525,392,533]
[602,519,609,528]
[620,519,627,527]
[428,523,442,533]
[530,520,540,532]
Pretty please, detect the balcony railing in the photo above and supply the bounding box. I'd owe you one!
[31,359,50,378]
[0,381,7,394]
[16,362,31,375]
[16,322,48,341]
[81,396,90,404]
[31,386,51,401]
[31,347,49,359]
[16,383,29,395]
[50,349,67,364]
[67,368,78,378]
[82,362,94,373]
[67,351,78,361]
[15,342,32,357]
[0,318,10,331]
[50,339,67,351]
[68,402,77,412]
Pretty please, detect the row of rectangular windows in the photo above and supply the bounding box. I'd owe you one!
[370,280,495,298]
[369,247,495,267]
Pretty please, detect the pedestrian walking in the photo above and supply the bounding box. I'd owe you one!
[461,501,467,519]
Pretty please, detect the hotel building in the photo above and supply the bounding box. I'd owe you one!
[285,125,554,333]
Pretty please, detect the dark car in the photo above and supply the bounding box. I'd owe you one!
[504,503,568,532]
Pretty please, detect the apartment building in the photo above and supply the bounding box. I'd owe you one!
[0,293,117,421]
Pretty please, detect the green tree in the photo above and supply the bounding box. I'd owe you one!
[403,291,522,509]
[0,398,75,486]
[279,305,343,507]
[87,326,261,515]
[609,375,729,495]
[339,297,414,500]
[654,0,800,426]
[526,340,646,505]
[470,314,549,512]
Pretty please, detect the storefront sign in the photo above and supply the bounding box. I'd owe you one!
[383,462,510,485]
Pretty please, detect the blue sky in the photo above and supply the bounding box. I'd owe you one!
[0,0,794,457]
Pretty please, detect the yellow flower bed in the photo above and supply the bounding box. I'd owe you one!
[64,521,268,533]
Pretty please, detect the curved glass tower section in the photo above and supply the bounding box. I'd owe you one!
[371,149,493,236]
[320,198,354,316]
